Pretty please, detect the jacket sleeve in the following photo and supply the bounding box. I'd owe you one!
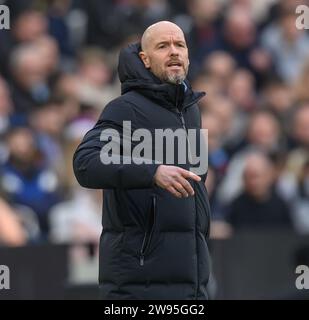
[73,99,161,189]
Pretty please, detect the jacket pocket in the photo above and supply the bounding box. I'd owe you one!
[139,194,157,266]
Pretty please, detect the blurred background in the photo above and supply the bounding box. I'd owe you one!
[0,0,308,299]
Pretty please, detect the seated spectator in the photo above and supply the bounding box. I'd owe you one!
[261,4,309,83]
[225,152,292,230]
[260,76,294,121]
[49,117,101,260]
[0,127,62,239]
[205,96,241,147]
[29,99,66,175]
[196,4,272,84]
[9,43,51,116]
[218,109,284,204]
[201,112,229,180]
[180,0,222,77]
[202,51,236,94]
[0,4,48,77]
[53,47,118,111]
[288,160,309,234]
[227,68,257,112]
[283,103,309,183]
[49,188,102,246]
[83,0,171,51]
[33,35,60,81]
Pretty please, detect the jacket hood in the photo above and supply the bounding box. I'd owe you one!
[118,43,205,110]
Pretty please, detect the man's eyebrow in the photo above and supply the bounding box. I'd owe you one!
[155,41,169,46]
[155,39,186,47]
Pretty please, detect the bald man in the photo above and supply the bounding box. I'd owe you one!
[226,152,292,229]
[139,21,190,85]
[74,21,211,300]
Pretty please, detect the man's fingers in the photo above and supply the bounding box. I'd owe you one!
[176,176,195,196]
[173,182,189,198]
[155,166,201,197]
[167,186,183,198]
[179,168,201,182]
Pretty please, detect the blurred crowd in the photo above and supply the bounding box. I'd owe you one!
[0,0,308,249]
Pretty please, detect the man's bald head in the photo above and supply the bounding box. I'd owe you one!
[141,21,185,52]
[139,21,189,84]
[243,152,275,199]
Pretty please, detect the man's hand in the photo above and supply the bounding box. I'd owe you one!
[154,165,201,198]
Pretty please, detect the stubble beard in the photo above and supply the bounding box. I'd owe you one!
[162,66,189,84]
[165,73,186,84]
[150,63,188,84]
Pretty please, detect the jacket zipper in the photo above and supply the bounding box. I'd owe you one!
[140,195,157,266]
[175,84,199,299]
[176,110,193,164]
[181,112,200,299]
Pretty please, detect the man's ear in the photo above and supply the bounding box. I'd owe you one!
[139,51,150,69]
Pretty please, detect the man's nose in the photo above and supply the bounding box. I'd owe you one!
[169,44,179,56]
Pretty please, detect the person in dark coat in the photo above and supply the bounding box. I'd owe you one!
[225,151,292,229]
[73,21,211,300]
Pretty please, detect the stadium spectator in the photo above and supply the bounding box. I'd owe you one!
[225,151,292,230]
[0,127,62,239]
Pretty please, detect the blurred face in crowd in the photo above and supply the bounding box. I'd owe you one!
[79,60,110,87]
[204,51,236,85]
[293,105,309,147]
[224,7,256,49]
[188,0,220,24]
[201,113,222,151]
[248,112,280,151]
[34,36,60,76]
[228,69,255,110]
[13,10,47,42]
[139,21,189,84]
[78,49,111,87]
[243,153,274,200]
[206,96,235,135]
[31,104,66,138]
[263,82,293,114]
[0,78,13,116]
[7,128,37,165]
[12,45,46,90]
[281,13,301,41]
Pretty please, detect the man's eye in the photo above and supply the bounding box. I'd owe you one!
[158,45,166,49]
[178,43,185,47]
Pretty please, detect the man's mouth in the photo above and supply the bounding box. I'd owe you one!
[166,62,183,73]
[167,61,182,68]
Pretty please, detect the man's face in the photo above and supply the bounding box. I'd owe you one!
[243,155,274,200]
[139,24,189,84]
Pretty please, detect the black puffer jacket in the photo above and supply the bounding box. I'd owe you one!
[73,43,211,300]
